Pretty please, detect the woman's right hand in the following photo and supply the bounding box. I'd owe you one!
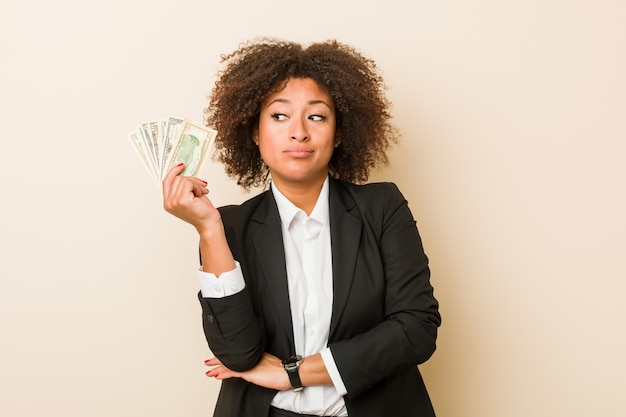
[163,163,236,275]
[162,162,221,234]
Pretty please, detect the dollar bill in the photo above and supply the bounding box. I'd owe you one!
[165,119,217,177]
[128,130,157,178]
[128,117,217,182]
[161,116,183,178]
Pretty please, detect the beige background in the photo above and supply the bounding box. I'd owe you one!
[1,0,624,416]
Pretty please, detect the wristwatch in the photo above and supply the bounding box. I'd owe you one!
[281,355,304,392]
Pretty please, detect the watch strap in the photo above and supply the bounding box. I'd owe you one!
[282,355,304,392]
[286,366,303,391]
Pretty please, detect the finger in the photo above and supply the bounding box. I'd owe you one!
[204,358,222,366]
[184,176,207,186]
[191,184,209,197]
[170,172,207,198]
[205,366,221,378]
[206,367,236,380]
[204,358,226,379]
[205,364,226,378]
[185,177,209,197]
[162,162,186,192]
[164,174,194,212]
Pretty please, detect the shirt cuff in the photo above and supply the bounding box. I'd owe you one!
[198,261,245,298]
[320,347,348,397]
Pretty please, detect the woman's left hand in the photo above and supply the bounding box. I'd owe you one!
[204,353,291,391]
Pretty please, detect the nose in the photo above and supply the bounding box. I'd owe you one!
[290,117,309,142]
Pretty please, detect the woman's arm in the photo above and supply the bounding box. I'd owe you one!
[162,162,235,276]
[328,183,441,398]
[204,352,332,390]
[163,164,264,371]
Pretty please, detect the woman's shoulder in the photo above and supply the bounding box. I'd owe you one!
[338,179,401,191]
[331,179,410,224]
[334,178,405,204]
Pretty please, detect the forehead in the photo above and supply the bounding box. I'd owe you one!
[263,77,334,106]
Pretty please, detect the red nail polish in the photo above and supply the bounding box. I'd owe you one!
[201,180,208,185]
[177,162,184,167]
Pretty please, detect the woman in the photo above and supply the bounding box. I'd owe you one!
[163,38,441,417]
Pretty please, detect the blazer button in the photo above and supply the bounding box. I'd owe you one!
[206,314,215,324]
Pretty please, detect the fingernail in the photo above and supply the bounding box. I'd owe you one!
[201,180,208,185]
[177,162,184,167]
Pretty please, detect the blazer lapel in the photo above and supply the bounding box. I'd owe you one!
[328,179,362,340]
[250,191,295,350]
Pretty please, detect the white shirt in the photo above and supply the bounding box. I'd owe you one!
[198,177,348,416]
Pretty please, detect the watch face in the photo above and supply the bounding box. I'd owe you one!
[282,355,302,368]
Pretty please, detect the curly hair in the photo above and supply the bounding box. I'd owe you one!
[205,37,399,190]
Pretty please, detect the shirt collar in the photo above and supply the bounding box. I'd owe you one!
[271,176,330,228]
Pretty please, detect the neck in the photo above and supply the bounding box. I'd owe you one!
[272,175,327,216]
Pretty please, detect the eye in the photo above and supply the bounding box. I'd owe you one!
[271,113,288,121]
[309,114,325,121]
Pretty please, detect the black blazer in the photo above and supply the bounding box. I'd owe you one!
[198,177,441,417]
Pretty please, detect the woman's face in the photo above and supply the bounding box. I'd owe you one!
[256,77,338,190]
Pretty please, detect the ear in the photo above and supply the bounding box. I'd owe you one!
[252,128,259,146]
[334,133,342,148]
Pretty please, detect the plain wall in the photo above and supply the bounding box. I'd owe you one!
[1,1,624,416]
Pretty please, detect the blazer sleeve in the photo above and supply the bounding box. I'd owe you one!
[329,183,441,398]
[197,289,265,372]
[196,204,266,372]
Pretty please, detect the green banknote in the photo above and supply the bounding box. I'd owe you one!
[128,117,217,182]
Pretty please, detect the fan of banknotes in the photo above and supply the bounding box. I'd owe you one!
[128,117,217,182]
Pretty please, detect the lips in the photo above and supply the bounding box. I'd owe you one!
[284,148,314,158]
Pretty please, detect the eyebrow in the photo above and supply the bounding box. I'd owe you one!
[265,98,333,110]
